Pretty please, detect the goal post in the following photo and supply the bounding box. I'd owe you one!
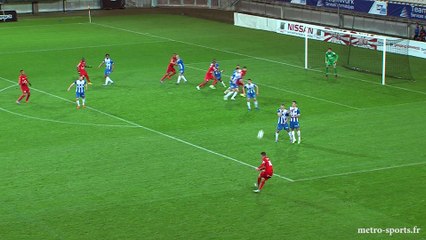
[303,26,412,85]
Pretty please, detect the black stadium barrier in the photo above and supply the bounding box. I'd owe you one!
[0,10,17,22]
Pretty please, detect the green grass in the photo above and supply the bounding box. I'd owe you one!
[0,11,425,240]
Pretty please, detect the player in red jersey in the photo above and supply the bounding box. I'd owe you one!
[238,66,247,97]
[16,70,31,104]
[253,152,274,193]
[160,53,177,83]
[196,59,216,90]
[77,57,92,85]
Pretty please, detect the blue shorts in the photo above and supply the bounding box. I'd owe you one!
[104,69,112,76]
[180,69,184,74]
[290,121,300,129]
[247,92,256,99]
[277,123,289,131]
[76,92,85,98]
[229,83,238,89]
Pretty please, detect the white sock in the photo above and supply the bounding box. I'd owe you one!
[82,98,86,105]
[254,101,258,108]
[108,77,113,83]
[182,75,187,82]
[275,132,279,142]
[105,77,109,85]
[177,76,181,84]
[76,100,80,106]
[225,92,233,98]
[247,102,251,109]
[221,81,226,87]
[288,132,293,140]
[232,91,238,98]
[297,130,301,141]
[291,131,295,140]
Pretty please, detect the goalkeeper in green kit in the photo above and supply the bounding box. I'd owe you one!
[325,48,338,78]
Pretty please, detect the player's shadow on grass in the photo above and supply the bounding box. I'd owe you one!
[302,142,371,158]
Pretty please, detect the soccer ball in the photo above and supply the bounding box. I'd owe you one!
[257,130,264,139]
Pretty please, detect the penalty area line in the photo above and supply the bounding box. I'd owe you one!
[294,161,426,182]
[0,84,17,93]
[0,76,295,183]
[0,107,137,128]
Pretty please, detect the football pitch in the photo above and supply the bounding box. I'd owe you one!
[1,10,425,240]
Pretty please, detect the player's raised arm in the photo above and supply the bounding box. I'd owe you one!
[67,82,75,91]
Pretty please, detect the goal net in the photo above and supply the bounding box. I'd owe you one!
[305,28,412,84]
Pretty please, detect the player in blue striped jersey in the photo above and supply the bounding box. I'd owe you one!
[98,53,114,86]
[289,100,301,144]
[223,68,241,100]
[242,79,259,111]
[176,55,188,84]
[275,104,293,143]
[67,76,87,109]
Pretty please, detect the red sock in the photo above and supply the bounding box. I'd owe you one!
[259,179,266,190]
[18,94,25,102]
[161,74,168,81]
[85,74,91,83]
[199,81,208,87]
[25,92,30,102]
[257,176,261,187]
[168,72,176,79]
[212,79,218,86]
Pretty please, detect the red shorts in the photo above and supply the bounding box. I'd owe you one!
[237,79,244,86]
[167,66,176,74]
[79,70,88,76]
[21,86,30,93]
[204,74,214,81]
[260,171,273,179]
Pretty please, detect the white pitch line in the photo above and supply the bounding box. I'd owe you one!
[0,76,294,182]
[0,107,136,128]
[0,41,170,56]
[0,22,83,30]
[186,65,360,110]
[295,161,426,182]
[92,22,426,96]
[0,84,16,93]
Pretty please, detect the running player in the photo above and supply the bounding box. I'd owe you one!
[176,55,188,84]
[325,48,338,78]
[16,70,31,104]
[160,53,177,83]
[275,103,293,143]
[98,53,114,86]
[209,63,226,89]
[289,100,301,144]
[223,68,241,100]
[242,78,259,111]
[77,57,92,85]
[67,76,87,109]
[239,66,247,97]
[253,152,274,193]
[196,59,216,90]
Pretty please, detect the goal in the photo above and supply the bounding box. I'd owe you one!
[304,27,412,85]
